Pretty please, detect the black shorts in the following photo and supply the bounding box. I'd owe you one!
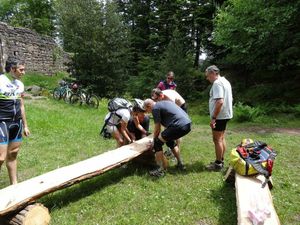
[161,123,191,141]
[127,116,150,140]
[180,103,188,113]
[0,119,23,144]
[213,119,230,132]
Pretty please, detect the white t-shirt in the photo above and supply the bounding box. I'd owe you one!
[0,74,24,99]
[104,108,131,133]
[106,108,131,124]
[209,76,233,119]
[162,89,185,106]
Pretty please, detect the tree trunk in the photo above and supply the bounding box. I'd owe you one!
[1,203,50,225]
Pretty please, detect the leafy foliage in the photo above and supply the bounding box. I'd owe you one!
[213,0,300,70]
[233,102,265,122]
[0,0,55,36]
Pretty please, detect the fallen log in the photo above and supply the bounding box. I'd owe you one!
[0,136,152,217]
[0,203,50,225]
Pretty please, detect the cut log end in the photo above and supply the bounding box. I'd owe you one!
[2,203,50,225]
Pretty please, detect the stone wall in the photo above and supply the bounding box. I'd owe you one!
[0,22,70,75]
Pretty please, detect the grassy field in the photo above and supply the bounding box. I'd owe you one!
[0,96,299,224]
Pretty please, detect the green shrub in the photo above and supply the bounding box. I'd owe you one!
[233,102,265,122]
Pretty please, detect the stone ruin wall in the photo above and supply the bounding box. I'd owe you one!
[0,22,70,75]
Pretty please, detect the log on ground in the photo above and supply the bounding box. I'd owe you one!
[0,203,50,225]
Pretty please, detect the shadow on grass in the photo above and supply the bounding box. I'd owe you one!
[41,162,147,212]
[167,160,206,176]
[41,160,207,213]
[209,177,237,225]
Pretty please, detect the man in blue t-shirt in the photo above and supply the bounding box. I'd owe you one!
[144,99,191,177]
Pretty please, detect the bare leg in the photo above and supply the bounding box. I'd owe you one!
[0,144,8,171]
[212,130,225,162]
[175,138,181,149]
[112,129,124,147]
[171,145,181,163]
[6,142,21,185]
[155,151,168,170]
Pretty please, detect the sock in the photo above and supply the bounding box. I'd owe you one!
[215,160,222,164]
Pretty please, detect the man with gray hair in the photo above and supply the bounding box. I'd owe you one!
[205,65,233,171]
[144,99,191,177]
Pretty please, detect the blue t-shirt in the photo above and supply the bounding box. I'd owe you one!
[152,100,191,128]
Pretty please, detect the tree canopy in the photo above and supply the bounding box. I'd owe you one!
[0,0,299,103]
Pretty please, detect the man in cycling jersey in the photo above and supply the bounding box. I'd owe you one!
[0,60,30,185]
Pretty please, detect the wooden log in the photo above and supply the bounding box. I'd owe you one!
[235,173,280,225]
[224,166,235,183]
[1,203,50,225]
[0,136,153,216]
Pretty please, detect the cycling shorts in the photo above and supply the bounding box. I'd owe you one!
[0,119,23,145]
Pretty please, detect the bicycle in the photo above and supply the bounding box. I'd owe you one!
[53,81,77,103]
[70,88,99,109]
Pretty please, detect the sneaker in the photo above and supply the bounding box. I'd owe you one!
[206,161,223,171]
[164,148,174,159]
[149,167,165,177]
[175,163,186,171]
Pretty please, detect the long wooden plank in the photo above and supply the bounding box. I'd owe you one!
[0,136,152,216]
[235,173,280,225]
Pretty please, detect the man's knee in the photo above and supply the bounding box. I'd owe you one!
[166,140,176,149]
[7,149,19,160]
[153,137,164,152]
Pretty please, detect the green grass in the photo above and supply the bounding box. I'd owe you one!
[0,98,299,225]
[22,72,68,90]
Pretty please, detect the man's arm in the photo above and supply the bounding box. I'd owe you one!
[20,98,30,136]
[210,98,224,128]
[120,120,132,143]
[153,123,161,138]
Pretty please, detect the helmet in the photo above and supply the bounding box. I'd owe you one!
[133,98,145,112]
[241,138,254,146]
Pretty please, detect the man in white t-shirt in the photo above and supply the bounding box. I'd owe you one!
[104,108,132,147]
[151,88,187,112]
[205,65,233,171]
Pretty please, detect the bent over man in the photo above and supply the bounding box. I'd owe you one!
[144,99,191,177]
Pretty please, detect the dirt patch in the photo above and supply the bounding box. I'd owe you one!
[233,127,300,135]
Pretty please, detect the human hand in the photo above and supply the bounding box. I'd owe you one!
[23,127,30,136]
[210,119,216,129]
[147,140,154,150]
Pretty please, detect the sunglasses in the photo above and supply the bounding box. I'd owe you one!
[167,77,174,80]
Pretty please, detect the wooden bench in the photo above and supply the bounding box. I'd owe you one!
[225,166,281,225]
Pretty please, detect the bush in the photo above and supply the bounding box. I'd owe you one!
[233,102,265,122]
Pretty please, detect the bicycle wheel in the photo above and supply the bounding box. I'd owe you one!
[87,94,99,109]
[70,93,82,106]
[53,87,61,100]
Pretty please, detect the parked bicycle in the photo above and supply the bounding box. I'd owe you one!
[53,81,77,103]
[70,88,99,109]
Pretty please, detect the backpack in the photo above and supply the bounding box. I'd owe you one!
[230,139,277,188]
[100,98,132,137]
[108,97,132,113]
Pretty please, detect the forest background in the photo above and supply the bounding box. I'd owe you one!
[0,0,299,110]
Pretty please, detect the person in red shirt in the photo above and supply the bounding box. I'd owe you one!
[156,71,177,90]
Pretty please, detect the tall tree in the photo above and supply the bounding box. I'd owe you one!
[0,0,56,36]
[55,0,130,97]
